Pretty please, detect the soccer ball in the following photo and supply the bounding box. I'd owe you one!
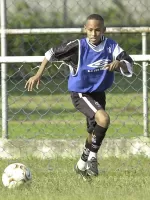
[2,163,32,189]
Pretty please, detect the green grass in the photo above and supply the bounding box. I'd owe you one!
[0,92,147,139]
[0,156,150,200]
[6,120,143,139]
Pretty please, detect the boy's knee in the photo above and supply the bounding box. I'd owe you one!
[95,110,110,128]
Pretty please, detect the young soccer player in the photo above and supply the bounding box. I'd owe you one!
[25,14,133,179]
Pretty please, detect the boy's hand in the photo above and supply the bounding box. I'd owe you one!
[105,60,123,71]
[25,76,40,91]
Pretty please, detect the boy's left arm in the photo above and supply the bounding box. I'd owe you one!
[105,50,133,77]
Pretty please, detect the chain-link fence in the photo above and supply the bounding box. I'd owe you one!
[0,0,150,159]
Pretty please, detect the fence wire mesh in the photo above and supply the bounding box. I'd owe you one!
[0,0,150,161]
[0,61,149,140]
[6,0,150,28]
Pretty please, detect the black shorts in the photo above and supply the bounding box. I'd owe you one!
[71,92,106,134]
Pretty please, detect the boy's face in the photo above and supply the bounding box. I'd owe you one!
[84,19,105,45]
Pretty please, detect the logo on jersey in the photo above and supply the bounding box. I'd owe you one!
[87,59,111,69]
[108,47,112,53]
[94,101,101,107]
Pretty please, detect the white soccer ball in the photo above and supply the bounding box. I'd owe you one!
[2,163,32,189]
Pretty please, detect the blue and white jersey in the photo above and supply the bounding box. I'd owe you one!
[68,38,122,92]
[45,37,133,93]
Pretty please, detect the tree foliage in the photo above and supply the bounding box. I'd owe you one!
[5,0,150,78]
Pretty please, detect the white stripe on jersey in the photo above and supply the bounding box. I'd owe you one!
[78,93,97,113]
[113,44,123,60]
[66,39,78,46]
[45,48,54,61]
[86,38,107,52]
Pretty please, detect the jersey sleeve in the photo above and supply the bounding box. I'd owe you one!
[45,40,79,62]
[113,44,133,77]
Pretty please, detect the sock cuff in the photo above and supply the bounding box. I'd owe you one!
[88,151,97,160]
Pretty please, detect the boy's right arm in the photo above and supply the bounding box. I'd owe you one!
[25,57,48,91]
[25,39,78,91]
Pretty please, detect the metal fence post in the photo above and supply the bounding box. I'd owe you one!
[1,0,8,138]
[142,32,148,137]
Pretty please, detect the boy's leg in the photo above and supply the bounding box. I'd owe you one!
[71,92,107,177]
[84,93,108,175]
[80,116,108,176]
[77,118,94,163]
[87,123,108,176]
[75,116,96,171]
[75,133,92,179]
[76,134,92,170]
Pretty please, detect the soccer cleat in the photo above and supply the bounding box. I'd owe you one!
[86,157,99,176]
[74,164,89,181]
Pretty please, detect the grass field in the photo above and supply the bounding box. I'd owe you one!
[0,156,150,200]
[5,91,145,139]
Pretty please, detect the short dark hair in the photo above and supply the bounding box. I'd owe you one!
[86,14,104,22]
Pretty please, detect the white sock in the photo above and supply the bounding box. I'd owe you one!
[88,151,97,161]
[77,158,87,171]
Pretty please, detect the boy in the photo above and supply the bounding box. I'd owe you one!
[25,14,133,179]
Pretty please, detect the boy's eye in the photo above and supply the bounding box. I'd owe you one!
[89,29,101,32]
